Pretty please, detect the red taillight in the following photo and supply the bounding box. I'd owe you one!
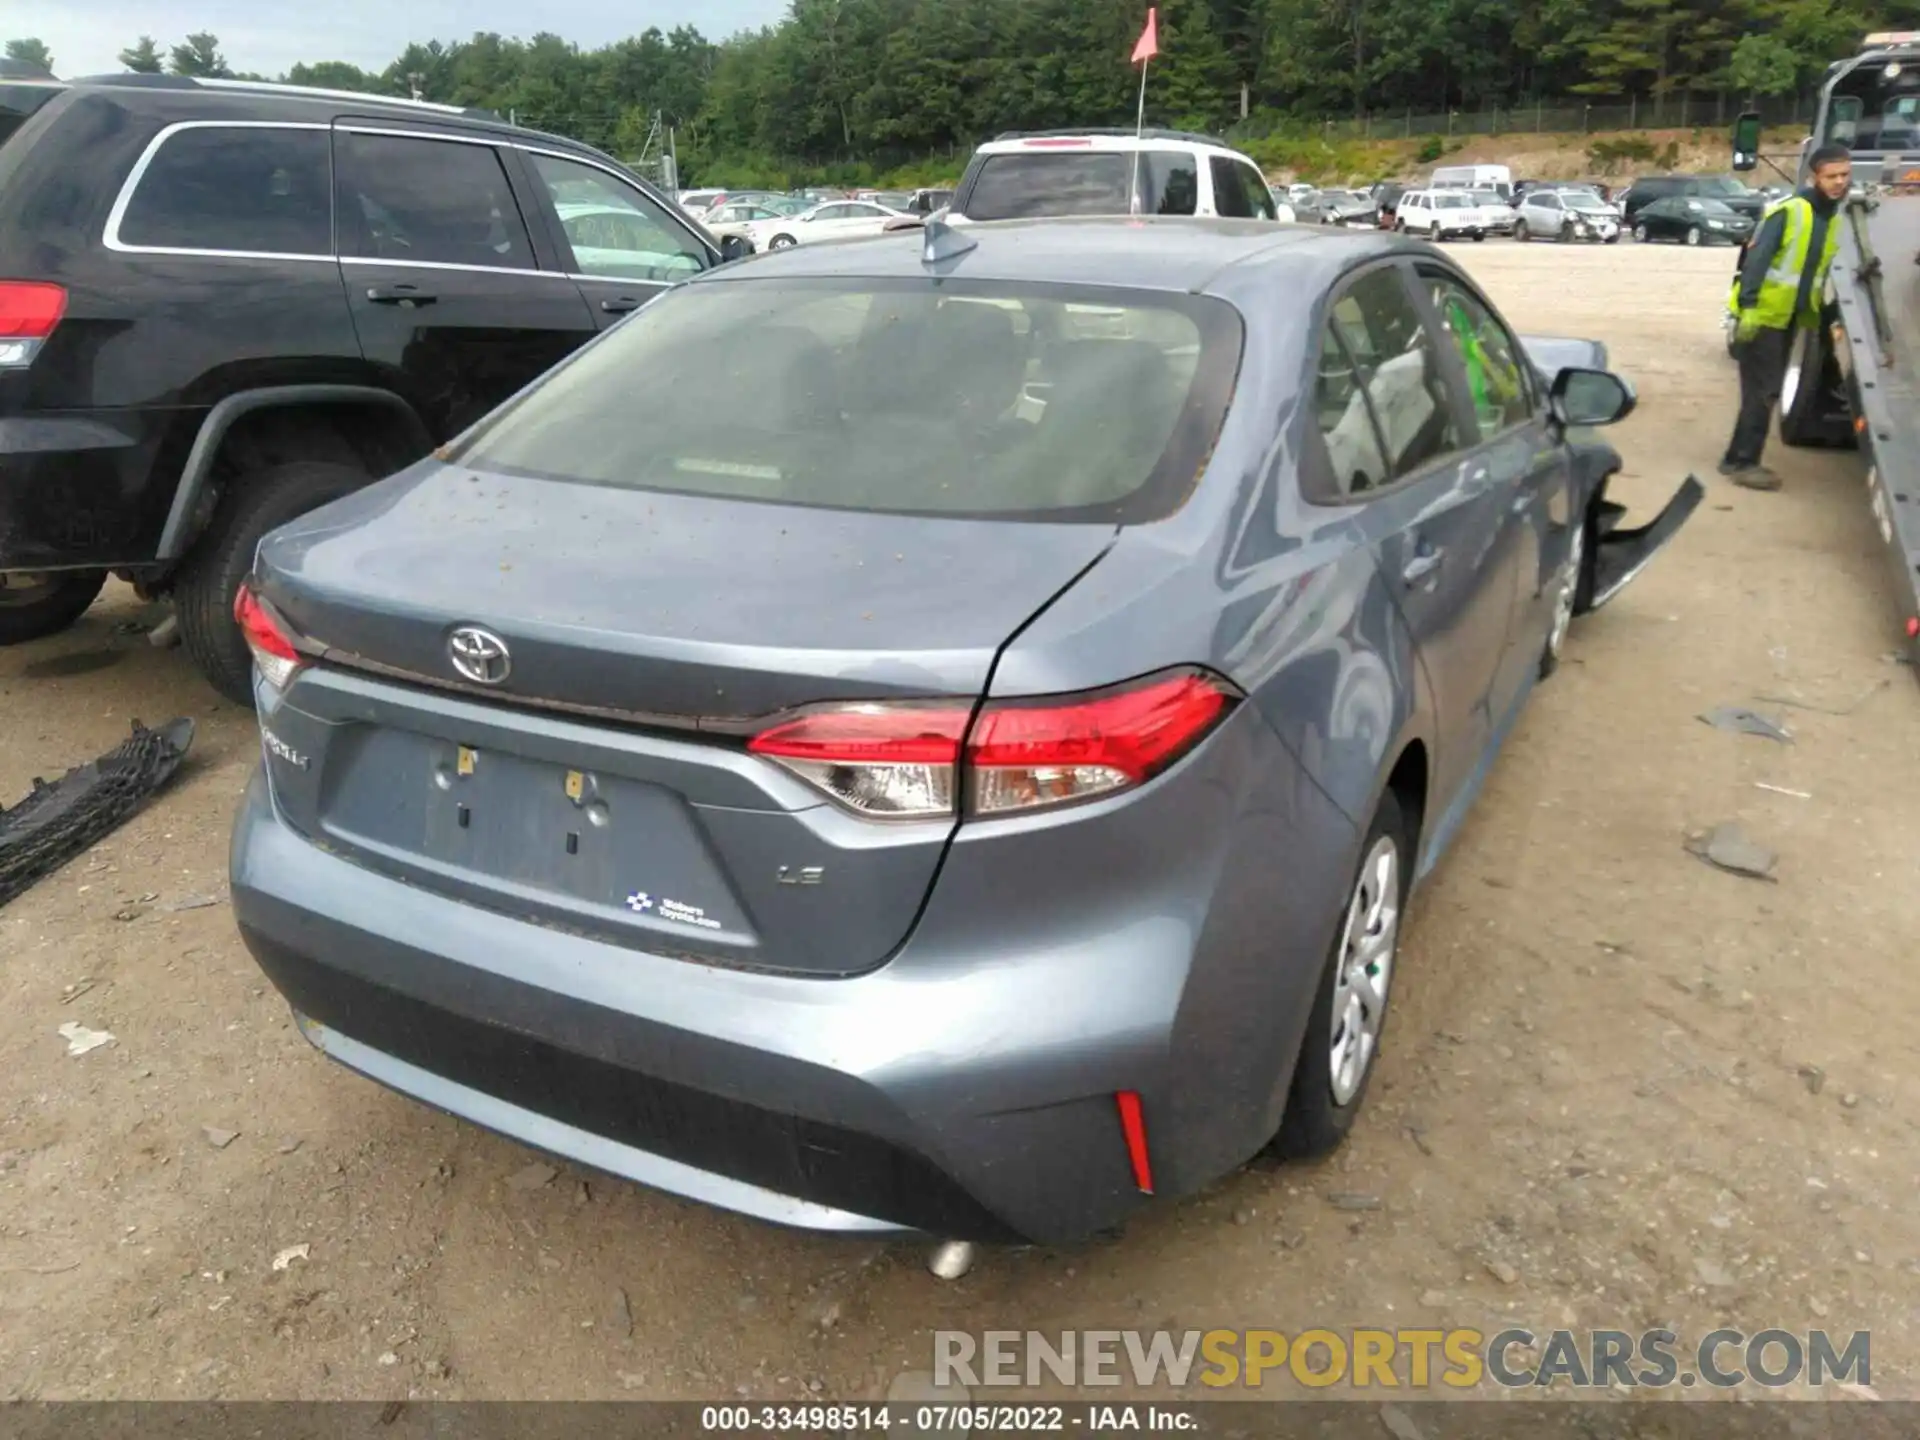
[747,670,1237,820]
[233,583,306,692]
[747,704,970,818]
[0,281,64,368]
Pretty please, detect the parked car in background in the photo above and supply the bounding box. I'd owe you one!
[1616,174,1766,225]
[1465,188,1517,235]
[1514,188,1621,243]
[1629,195,1756,247]
[701,200,793,245]
[739,198,911,250]
[1395,189,1488,241]
[1371,181,1409,227]
[0,72,746,700]
[948,129,1294,223]
[676,188,728,216]
[1285,187,1327,221]
[1319,189,1379,227]
[1429,163,1514,199]
[230,215,1696,1248]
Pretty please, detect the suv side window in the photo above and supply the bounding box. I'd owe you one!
[1148,152,1199,215]
[1420,269,1535,440]
[1238,163,1278,219]
[336,132,534,271]
[1324,266,1464,482]
[115,125,331,256]
[1210,157,1255,218]
[526,152,707,283]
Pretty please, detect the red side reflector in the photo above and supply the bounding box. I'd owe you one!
[1115,1091,1153,1194]
[0,281,66,339]
[1907,617,1919,639]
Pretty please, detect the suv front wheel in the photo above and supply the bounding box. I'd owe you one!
[173,460,370,705]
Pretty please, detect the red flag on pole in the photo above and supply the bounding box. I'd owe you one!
[1132,7,1159,64]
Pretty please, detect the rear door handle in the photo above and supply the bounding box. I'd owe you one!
[1402,547,1445,585]
[600,296,644,314]
[365,284,436,306]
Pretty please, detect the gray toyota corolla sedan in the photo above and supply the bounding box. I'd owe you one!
[230,217,1700,1246]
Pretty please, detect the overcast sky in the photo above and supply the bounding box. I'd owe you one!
[9,0,790,81]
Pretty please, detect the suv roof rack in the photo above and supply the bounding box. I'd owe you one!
[991,126,1232,148]
[73,72,500,122]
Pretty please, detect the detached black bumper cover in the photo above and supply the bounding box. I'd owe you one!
[1584,476,1705,612]
[0,718,195,910]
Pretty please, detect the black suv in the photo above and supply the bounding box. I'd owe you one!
[1616,174,1768,225]
[0,73,746,702]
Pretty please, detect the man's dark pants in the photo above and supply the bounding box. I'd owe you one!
[1723,325,1793,469]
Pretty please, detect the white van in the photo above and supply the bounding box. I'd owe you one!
[1429,164,1513,199]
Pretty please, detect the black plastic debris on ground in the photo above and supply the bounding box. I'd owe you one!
[0,718,195,911]
[1697,705,1793,743]
[1684,822,1779,883]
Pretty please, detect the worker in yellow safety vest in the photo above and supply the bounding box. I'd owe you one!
[1719,144,1851,491]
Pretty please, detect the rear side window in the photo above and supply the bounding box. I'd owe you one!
[115,125,331,256]
[457,277,1244,524]
[962,150,1196,219]
[0,81,62,153]
[1317,267,1462,487]
[336,132,533,270]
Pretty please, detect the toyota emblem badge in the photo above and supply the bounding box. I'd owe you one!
[448,626,512,685]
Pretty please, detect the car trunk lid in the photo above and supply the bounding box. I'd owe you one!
[252,462,1117,976]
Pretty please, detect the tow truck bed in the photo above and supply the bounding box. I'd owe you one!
[1835,191,1920,657]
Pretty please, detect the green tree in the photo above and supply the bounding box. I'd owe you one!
[119,36,164,73]
[168,33,232,78]
[285,60,378,92]
[4,37,53,72]
[1728,32,1799,97]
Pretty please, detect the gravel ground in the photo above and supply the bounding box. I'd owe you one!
[3,238,1917,1404]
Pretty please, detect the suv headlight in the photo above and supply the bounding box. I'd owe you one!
[1708,220,1725,229]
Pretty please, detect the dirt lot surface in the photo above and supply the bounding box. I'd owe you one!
[4,239,1919,1406]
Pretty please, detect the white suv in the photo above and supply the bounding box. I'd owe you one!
[948,129,1296,224]
[1393,189,1489,242]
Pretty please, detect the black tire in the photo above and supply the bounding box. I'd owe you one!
[1272,790,1414,1159]
[768,234,797,250]
[1515,219,1530,242]
[1472,230,1486,242]
[0,570,109,646]
[1778,322,1854,449]
[1633,222,1649,243]
[1685,226,1703,247]
[173,460,370,705]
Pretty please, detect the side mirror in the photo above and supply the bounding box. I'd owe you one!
[718,235,753,264]
[1731,111,1763,172]
[1550,366,1637,427]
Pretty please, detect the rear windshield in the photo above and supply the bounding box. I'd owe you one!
[456,277,1243,524]
[0,82,62,151]
[963,150,1198,219]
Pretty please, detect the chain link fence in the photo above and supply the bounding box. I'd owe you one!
[1233,91,1814,145]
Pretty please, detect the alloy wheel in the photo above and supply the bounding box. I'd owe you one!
[1634,223,1649,242]
[1686,227,1702,246]
[1329,835,1402,1107]
[1547,516,1585,662]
